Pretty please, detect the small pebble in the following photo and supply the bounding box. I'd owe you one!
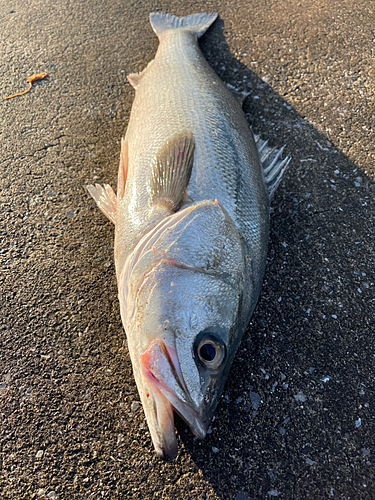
[235,493,251,500]
[37,489,45,497]
[131,401,141,413]
[249,391,261,409]
[212,446,219,453]
[306,458,317,465]
[47,492,57,500]
[36,450,44,459]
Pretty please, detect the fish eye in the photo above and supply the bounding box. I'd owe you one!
[196,334,226,370]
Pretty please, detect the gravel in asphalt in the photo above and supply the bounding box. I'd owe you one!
[1,0,374,498]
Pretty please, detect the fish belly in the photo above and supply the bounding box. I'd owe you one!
[115,29,269,300]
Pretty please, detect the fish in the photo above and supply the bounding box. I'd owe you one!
[87,12,290,461]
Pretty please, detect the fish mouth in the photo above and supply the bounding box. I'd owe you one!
[141,339,207,460]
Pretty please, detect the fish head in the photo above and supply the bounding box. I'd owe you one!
[118,200,247,460]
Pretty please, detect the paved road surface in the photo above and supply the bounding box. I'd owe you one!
[1,0,374,498]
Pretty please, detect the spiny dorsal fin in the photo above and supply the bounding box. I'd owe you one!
[148,130,195,212]
[254,135,291,200]
[87,183,116,224]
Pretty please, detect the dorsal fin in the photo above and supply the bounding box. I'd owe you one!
[254,135,291,200]
[225,82,250,106]
[148,130,195,212]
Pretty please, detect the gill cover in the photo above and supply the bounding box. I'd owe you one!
[118,200,246,459]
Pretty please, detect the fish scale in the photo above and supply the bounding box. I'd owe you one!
[123,28,268,276]
[87,12,290,460]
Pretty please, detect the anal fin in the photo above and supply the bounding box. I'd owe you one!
[127,73,142,89]
[127,60,154,89]
[87,183,116,224]
[148,130,195,212]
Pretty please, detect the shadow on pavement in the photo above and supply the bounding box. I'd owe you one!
[1,10,374,500]
[175,17,375,500]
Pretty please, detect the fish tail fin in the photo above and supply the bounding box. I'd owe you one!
[149,12,218,39]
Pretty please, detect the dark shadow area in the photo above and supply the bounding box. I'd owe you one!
[174,17,375,500]
[1,6,374,500]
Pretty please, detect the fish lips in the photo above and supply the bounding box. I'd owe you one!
[141,338,208,459]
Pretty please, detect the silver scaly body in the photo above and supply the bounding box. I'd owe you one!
[87,12,289,460]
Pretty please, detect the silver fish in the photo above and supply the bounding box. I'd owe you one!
[87,12,289,460]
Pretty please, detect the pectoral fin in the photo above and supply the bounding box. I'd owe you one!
[148,130,195,212]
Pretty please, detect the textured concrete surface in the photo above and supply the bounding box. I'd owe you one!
[1,0,374,499]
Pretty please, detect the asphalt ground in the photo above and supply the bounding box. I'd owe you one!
[1,0,374,499]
